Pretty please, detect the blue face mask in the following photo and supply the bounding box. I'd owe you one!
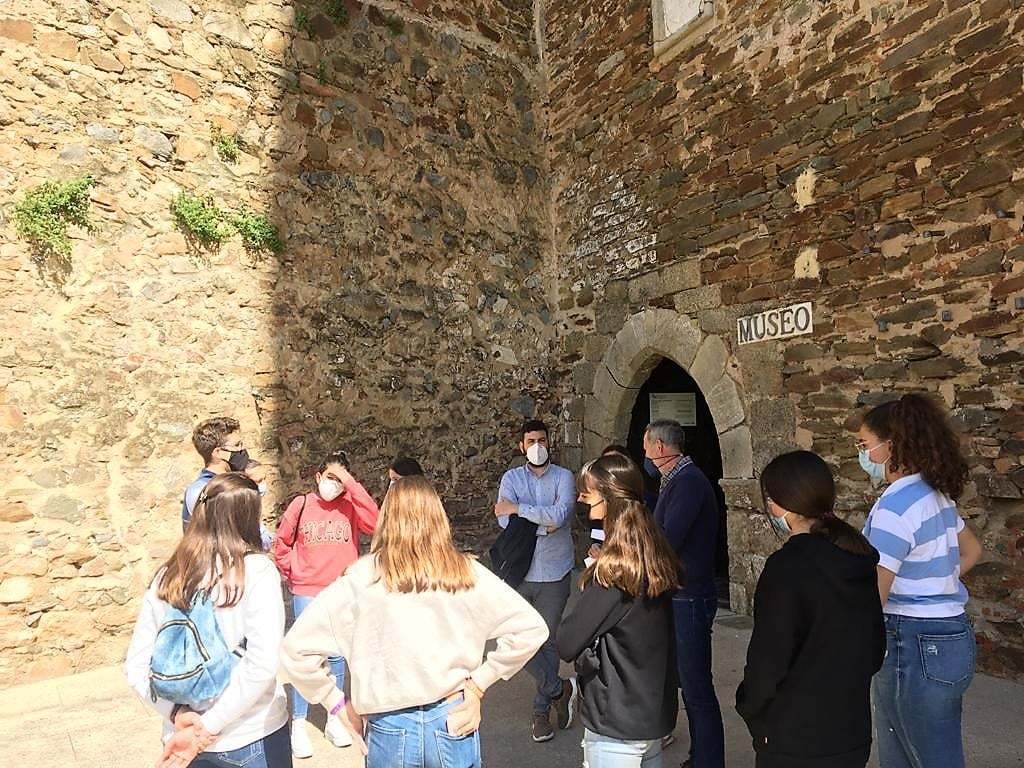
[859,449,887,483]
[770,511,791,536]
[643,457,660,477]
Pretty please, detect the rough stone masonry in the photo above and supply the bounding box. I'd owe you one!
[0,0,1022,685]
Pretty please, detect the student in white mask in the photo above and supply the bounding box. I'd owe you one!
[271,451,380,759]
[494,419,579,744]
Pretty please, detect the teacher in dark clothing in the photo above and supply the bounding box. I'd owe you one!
[558,453,680,767]
[737,451,885,768]
[644,419,724,768]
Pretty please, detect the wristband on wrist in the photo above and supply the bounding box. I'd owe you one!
[465,678,485,699]
[329,695,347,717]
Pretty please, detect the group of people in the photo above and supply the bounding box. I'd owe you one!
[123,392,983,768]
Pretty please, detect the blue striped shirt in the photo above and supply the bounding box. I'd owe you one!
[863,473,968,618]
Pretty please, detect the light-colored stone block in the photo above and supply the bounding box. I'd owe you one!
[691,334,729,391]
[720,425,754,478]
[705,374,745,432]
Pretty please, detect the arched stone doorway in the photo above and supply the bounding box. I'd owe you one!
[582,308,754,608]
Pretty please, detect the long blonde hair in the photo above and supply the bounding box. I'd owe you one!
[371,475,475,593]
[157,472,263,609]
[579,454,681,599]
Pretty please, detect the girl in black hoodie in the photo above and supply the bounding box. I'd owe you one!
[736,451,885,768]
[557,453,680,768]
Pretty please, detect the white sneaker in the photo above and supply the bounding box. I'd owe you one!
[291,718,314,759]
[325,714,353,748]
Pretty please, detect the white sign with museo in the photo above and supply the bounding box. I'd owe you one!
[737,302,813,345]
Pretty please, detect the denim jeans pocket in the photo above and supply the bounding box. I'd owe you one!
[367,722,406,768]
[435,729,480,768]
[216,742,263,768]
[918,630,974,685]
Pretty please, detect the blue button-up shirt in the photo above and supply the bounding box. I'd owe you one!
[497,463,576,583]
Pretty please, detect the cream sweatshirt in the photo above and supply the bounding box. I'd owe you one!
[279,555,548,715]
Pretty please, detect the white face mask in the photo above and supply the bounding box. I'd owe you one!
[526,443,549,467]
[318,478,343,502]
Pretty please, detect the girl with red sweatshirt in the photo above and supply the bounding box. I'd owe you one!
[272,451,379,759]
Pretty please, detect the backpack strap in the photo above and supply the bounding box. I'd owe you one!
[290,494,308,542]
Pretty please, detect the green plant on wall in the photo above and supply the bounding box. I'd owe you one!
[384,12,405,36]
[295,7,313,35]
[173,191,283,256]
[13,176,95,290]
[316,60,328,84]
[212,126,240,163]
[172,192,230,248]
[324,0,348,25]
[230,206,283,255]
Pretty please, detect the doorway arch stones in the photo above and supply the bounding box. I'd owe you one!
[583,309,753,480]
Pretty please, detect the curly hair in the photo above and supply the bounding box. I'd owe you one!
[862,393,969,500]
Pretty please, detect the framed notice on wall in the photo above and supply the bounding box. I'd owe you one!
[650,392,697,427]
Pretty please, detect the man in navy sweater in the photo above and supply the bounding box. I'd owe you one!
[645,419,724,768]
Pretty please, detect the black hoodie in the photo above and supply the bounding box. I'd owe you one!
[736,533,885,767]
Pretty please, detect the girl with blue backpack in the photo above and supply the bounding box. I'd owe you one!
[125,472,291,768]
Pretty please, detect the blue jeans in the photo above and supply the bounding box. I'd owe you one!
[873,613,975,768]
[672,595,725,768]
[190,724,291,768]
[365,696,481,768]
[583,728,663,768]
[290,594,346,720]
[517,574,571,714]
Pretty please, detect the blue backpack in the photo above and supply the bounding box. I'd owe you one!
[149,590,242,708]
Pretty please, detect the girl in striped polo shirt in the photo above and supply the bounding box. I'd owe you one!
[857,394,984,768]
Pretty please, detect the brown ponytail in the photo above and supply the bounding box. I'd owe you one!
[761,451,875,557]
[862,393,969,500]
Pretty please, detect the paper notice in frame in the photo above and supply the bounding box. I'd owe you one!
[649,392,697,427]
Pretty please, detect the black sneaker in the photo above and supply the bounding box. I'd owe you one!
[551,677,579,730]
[532,711,554,742]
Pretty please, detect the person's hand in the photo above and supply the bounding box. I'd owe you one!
[494,498,518,518]
[171,707,198,731]
[546,525,559,534]
[156,723,214,768]
[447,685,482,736]
[341,701,368,756]
[335,466,355,489]
[588,544,601,561]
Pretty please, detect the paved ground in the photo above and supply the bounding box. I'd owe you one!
[2,611,1022,767]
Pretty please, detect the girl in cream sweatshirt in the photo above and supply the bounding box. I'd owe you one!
[279,475,547,768]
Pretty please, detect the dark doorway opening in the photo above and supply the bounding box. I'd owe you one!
[625,357,730,608]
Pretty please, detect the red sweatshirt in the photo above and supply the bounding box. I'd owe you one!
[272,481,380,596]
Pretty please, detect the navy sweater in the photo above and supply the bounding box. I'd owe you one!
[653,460,719,598]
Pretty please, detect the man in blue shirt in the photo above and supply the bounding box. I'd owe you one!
[495,419,579,744]
[645,419,724,768]
[183,416,272,549]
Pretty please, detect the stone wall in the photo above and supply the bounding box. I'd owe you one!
[0,0,551,685]
[543,0,1024,678]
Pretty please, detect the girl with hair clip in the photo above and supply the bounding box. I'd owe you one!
[858,393,984,768]
[736,451,885,768]
[278,475,548,768]
[271,450,379,758]
[557,453,680,768]
[125,473,291,768]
